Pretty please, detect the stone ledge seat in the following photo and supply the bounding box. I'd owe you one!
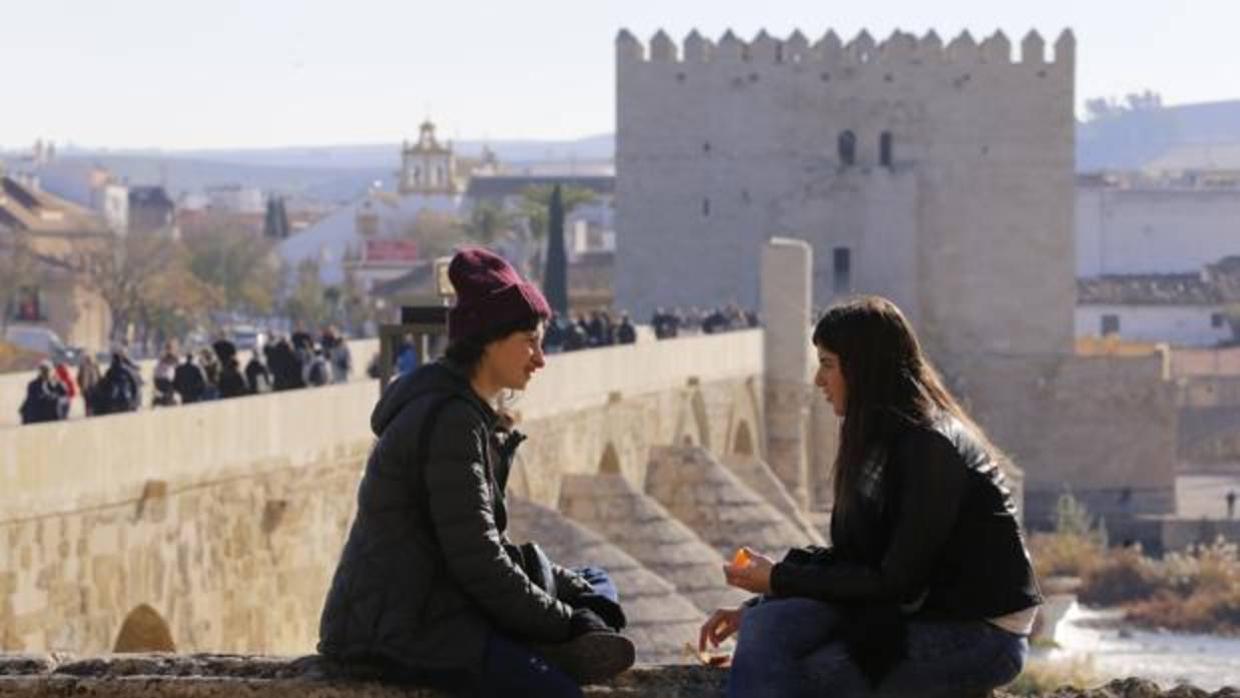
[1,654,1233,698]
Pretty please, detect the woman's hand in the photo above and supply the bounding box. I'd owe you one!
[698,606,743,651]
[723,546,775,594]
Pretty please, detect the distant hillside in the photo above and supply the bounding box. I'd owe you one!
[34,156,386,204]
[18,134,616,205]
[171,133,615,170]
[19,101,1240,203]
[1078,100,1240,171]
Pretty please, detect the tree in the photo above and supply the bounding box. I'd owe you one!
[71,234,220,346]
[543,185,569,315]
[399,210,468,259]
[461,201,514,245]
[184,228,279,315]
[518,185,596,242]
[282,259,333,329]
[1084,90,1163,122]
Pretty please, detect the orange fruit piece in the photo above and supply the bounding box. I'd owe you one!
[732,548,751,568]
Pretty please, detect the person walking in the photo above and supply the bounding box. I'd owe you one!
[76,354,101,416]
[19,360,68,425]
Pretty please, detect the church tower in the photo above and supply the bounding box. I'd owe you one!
[399,120,457,195]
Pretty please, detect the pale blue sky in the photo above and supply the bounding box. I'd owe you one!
[5,0,1237,150]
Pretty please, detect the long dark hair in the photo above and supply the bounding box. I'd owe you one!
[813,296,998,515]
[444,313,543,377]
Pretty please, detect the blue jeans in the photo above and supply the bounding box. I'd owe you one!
[391,566,618,698]
[728,597,1027,698]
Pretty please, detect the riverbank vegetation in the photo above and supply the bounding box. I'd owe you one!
[1027,493,1240,636]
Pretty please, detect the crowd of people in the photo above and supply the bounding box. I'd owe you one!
[17,305,758,426]
[542,312,638,352]
[538,304,757,353]
[17,326,353,425]
[651,304,759,339]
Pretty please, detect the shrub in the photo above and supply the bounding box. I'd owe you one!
[1079,546,1161,606]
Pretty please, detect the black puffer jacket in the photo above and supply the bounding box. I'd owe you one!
[318,360,577,669]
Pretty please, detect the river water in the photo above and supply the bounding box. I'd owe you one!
[1048,602,1240,691]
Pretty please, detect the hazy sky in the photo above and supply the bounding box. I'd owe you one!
[4,0,1236,150]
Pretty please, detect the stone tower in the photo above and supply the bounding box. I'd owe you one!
[399,120,457,195]
[614,28,1076,366]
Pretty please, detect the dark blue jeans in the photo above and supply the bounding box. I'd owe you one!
[391,566,617,698]
[728,597,1027,698]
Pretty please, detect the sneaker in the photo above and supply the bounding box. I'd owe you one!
[531,630,636,684]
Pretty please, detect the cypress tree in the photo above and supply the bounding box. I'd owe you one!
[543,184,569,315]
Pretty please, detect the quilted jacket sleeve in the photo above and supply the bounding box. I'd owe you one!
[423,403,573,642]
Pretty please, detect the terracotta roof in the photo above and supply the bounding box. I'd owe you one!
[1077,274,1223,306]
[0,176,110,236]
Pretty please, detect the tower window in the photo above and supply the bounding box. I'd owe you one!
[833,247,851,294]
[838,131,857,166]
[702,198,711,217]
[880,132,893,168]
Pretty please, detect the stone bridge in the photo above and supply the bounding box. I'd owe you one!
[1,319,837,664]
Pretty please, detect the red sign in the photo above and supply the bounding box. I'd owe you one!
[364,239,418,264]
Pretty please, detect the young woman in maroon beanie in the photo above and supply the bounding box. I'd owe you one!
[700,295,1042,698]
[319,247,634,697]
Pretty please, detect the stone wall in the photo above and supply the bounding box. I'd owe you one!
[958,353,1177,527]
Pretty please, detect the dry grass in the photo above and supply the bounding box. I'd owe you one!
[1028,532,1105,580]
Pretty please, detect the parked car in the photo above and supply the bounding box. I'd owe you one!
[229,325,267,352]
[3,324,82,364]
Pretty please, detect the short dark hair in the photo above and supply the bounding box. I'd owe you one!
[444,312,542,376]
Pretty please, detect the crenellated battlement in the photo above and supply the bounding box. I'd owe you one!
[617,28,1074,68]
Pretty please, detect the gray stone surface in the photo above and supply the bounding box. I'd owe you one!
[0,654,1232,697]
[719,453,827,544]
[505,497,706,664]
[558,474,748,613]
[645,446,823,560]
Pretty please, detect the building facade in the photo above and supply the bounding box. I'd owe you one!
[615,28,1077,364]
[1076,176,1240,278]
[399,121,459,195]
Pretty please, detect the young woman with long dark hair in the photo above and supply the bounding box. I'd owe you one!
[701,295,1042,697]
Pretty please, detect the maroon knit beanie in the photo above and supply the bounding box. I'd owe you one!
[447,247,551,343]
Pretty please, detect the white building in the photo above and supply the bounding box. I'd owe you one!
[1076,174,1240,277]
[1076,273,1233,347]
[399,121,462,195]
[206,184,265,214]
[276,188,459,288]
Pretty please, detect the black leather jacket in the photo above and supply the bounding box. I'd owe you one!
[771,414,1043,621]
